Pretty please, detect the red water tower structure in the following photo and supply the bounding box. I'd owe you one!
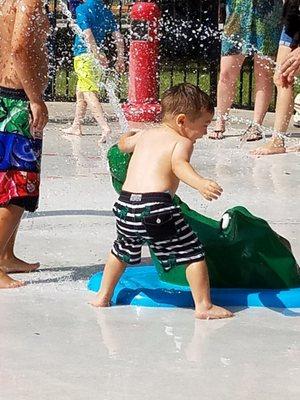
[123,1,161,122]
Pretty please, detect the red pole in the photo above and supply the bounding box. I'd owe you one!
[122,1,161,122]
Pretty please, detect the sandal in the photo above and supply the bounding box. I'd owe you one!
[240,124,263,142]
[208,129,225,140]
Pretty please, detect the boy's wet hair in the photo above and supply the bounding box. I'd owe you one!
[161,83,214,121]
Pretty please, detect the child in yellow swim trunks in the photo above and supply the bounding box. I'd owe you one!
[62,0,125,141]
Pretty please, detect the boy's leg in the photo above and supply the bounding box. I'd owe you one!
[89,252,126,307]
[61,90,87,135]
[0,206,26,288]
[0,222,40,273]
[83,91,111,141]
[186,260,233,319]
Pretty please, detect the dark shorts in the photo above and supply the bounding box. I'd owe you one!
[279,27,300,48]
[5,196,39,212]
[112,191,205,271]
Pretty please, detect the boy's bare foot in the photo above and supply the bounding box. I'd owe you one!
[99,134,108,144]
[61,126,83,136]
[89,294,111,307]
[0,270,25,289]
[0,257,40,274]
[195,303,233,320]
[99,126,112,144]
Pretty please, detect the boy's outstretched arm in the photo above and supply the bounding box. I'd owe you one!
[171,140,223,201]
[118,130,142,153]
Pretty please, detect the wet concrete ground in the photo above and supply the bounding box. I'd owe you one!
[1,107,300,400]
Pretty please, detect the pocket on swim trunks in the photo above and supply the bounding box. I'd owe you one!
[142,211,177,241]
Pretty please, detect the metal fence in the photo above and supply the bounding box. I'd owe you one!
[45,0,260,110]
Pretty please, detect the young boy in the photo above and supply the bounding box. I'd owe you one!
[0,0,49,288]
[90,83,233,319]
[62,0,125,141]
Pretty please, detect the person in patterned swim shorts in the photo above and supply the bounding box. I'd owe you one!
[0,0,49,288]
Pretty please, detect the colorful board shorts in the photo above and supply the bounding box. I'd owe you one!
[112,191,205,271]
[74,53,102,92]
[222,0,282,57]
[0,86,42,212]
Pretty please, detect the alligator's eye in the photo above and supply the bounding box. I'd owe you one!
[221,213,231,230]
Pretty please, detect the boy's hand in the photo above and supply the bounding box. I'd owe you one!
[198,179,223,201]
[30,100,48,138]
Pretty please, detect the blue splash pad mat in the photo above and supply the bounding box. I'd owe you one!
[87,265,300,309]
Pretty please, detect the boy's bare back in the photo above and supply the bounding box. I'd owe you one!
[122,125,192,196]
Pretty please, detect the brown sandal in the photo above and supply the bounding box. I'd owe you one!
[241,125,263,142]
[208,129,225,140]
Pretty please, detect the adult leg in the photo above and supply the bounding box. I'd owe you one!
[185,260,233,319]
[209,54,245,139]
[253,56,274,125]
[83,91,111,142]
[251,46,294,155]
[61,90,87,135]
[241,56,274,142]
[0,222,40,273]
[89,252,126,307]
[0,206,26,288]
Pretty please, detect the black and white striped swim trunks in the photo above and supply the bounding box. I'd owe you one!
[111,191,205,271]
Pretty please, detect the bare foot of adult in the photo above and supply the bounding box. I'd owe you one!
[286,144,300,153]
[0,257,40,274]
[61,126,83,136]
[89,293,111,307]
[195,303,233,320]
[250,139,286,156]
[0,270,25,289]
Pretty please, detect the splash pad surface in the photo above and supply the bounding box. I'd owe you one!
[1,118,299,400]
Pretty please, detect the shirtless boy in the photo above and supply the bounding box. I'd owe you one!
[90,83,233,319]
[0,0,49,288]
